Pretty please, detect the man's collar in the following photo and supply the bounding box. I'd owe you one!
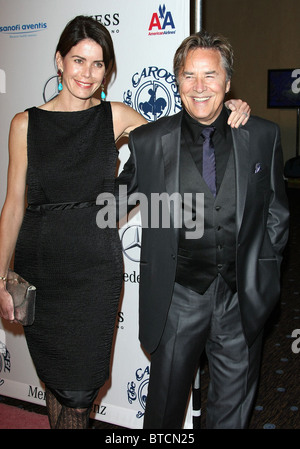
[183,105,229,143]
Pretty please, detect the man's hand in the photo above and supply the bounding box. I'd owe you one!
[225,99,251,128]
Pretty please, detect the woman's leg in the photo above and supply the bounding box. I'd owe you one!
[45,387,63,429]
[45,386,98,429]
[55,405,92,429]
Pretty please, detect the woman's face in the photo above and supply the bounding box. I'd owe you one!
[56,38,106,100]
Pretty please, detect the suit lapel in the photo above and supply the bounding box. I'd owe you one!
[231,127,250,231]
[161,112,182,237]
[161,128,181,195]
[160,111,250,236]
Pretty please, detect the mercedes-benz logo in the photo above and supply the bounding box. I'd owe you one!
[121,225,142,262]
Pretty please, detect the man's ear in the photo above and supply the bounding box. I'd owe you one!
[225,79,231,94]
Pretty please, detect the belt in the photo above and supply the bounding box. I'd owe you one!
[27,201,96,213]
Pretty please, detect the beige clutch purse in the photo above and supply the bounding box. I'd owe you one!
[6,269,36,326]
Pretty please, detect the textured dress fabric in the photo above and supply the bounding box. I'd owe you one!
[14,102,123,390]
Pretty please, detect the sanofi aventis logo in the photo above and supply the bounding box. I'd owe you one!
[0,21,47,37]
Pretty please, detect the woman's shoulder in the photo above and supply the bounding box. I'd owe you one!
[10,111,29,134]
[110,101,147,138]
[110,101,145,118]
[8,111,28,161]
[110,101,132,115]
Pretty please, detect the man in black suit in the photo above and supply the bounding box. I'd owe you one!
[117,31,289,428]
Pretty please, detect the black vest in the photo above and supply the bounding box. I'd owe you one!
[175,127,237,294]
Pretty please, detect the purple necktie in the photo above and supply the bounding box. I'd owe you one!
[201,126,216,196]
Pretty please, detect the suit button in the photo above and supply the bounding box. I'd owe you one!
[217,264,223,269]
[215,206,221,211]
[171,254,176,260]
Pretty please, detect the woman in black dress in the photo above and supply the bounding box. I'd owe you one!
[0,16,250,429]
[0,15,146,429]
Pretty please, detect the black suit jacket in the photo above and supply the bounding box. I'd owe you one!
[117,109,289,353]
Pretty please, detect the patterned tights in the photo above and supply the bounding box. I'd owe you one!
[45,387,91,429]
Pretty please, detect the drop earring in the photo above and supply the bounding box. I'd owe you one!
[101,78,106,100]
[58,70,63,92]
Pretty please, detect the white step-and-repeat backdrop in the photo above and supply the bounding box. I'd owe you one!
[0,0,192,429]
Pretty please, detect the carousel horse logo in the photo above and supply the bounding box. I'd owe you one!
[123,66,181,122]
[136,82,168,121]
[0,335,11,387]
[127,366,150,419]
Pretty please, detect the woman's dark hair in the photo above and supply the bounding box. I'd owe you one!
[55,15,116,76]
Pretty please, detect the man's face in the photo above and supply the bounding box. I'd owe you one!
[178,47,230,125]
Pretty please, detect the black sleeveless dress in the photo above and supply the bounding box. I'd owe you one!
[14,102,123,390]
